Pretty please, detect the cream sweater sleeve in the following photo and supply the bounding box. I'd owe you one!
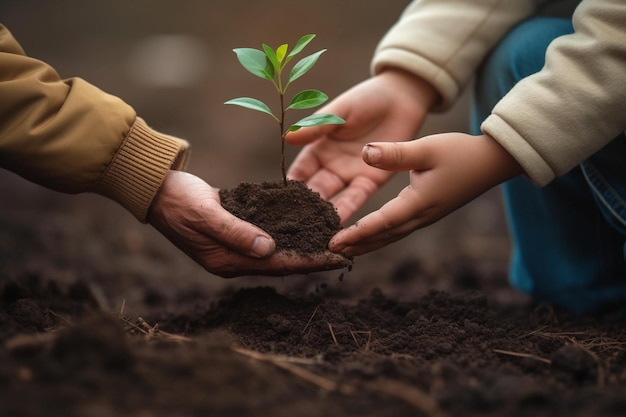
[372,0,546,111]
[482,0,626,185]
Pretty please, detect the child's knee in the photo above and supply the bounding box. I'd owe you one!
[481,17,574,86]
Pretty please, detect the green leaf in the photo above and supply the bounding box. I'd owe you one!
[288,113,346,132]
[224,97,276,119]
[287,89,328,110]
[284,34,315,66]
[288,49,326,84]
[262,44,279,71]
[233,48,274,80]
[276,44,288,64]
[288,34,315,58]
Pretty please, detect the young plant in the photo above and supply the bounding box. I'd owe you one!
[225,34,345,185]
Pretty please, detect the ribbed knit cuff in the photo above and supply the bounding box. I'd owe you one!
[95,118,189,222]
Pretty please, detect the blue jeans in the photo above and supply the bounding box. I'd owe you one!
[471,17,626,313]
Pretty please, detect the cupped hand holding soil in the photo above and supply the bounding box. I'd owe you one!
[150,172,349,278]
[220,179,351,277]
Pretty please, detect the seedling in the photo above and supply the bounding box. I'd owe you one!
[225,34,345,184]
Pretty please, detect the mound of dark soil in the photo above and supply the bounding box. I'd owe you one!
[219,179,342,255]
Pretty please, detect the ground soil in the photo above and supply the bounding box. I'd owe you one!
[2,270,626,417]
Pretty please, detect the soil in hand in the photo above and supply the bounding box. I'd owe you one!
[219,179,342,255]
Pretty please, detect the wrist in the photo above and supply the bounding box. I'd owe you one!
[377,68,439,111]
[95,118,189,222]
[481,134,524,184]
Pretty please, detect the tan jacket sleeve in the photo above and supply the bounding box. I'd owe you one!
[372,0,546,110]
[482,0,626,185]
[0,24,189,222]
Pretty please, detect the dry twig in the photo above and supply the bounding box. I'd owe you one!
[492,349,552,364]
[233,346,448,417]
[300,305,320,335]
[233,346,353,394]
[371,378,449,417]
[5,332,57,352]
[350,330,372,351]
[327,322,338,345]
[521,326,626,387]
[136,317,192,343]
[119,313,191,343]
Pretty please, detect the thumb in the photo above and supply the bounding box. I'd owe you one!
[362,140,430,172]
[206,208,277,259]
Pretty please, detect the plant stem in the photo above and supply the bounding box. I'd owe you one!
[279,92,287,185]
[275,64,288,186]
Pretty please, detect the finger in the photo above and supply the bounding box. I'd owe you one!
[362,140,432,172]
[287,147,321,182]
[285,123,335,145]
[331,176,379,223]
[333,217,422,256]
[215,250,351,278]
[200,199,276,258]
[304,169,346,200]
[330,190,422,251]
[332,240,390,257]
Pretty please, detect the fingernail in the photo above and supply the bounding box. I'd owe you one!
[251,236,274,258]
[363,144,382,165]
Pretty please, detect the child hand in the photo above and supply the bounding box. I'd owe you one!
[286,69,437,223]
[329,133,523,256]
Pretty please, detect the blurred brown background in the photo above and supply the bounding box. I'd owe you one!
[0,1,512,312]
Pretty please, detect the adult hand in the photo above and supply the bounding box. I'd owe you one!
[286,69,437,223]
[329,133,523,256]
[148,171,349,277]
